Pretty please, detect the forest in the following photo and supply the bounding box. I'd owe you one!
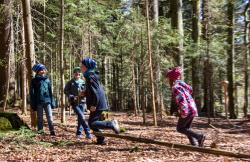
[0,0,250,161]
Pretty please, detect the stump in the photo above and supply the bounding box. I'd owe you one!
[0,112,29,129]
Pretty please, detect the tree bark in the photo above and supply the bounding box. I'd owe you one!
[145,0,157,126]
[60,0,66,123]
[201,0,214,119]
[191,0,202,112]
[21,8,27,115]
[0,0,11,111]
[170,0,184,69]
[243,2,249,118]
[227,0,236,119]
[93,132,250,159]
[21,0,36,127]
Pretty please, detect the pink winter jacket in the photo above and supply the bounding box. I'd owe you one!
[172,80,198,118]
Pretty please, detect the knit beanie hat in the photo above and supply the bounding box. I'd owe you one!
[81,57,97,70]
[165,66,182,81]
[32,64,46,73]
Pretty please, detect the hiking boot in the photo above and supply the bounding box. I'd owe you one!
[198,135,206,147]
[111,120,120,134]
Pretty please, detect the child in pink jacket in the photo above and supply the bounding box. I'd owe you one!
[165,67,205,147]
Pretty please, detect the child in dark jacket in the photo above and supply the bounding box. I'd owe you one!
[64,67,92,140]
[30,64,55,135]
[165,67,205,147]
[81,57,120,145]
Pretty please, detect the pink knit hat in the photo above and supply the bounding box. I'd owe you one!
[165,66,182,81]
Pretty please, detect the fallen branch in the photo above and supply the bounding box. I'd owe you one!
[224,128,250,134]
[93,132,250,159]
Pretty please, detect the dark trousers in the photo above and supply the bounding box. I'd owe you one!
[88,110,114,143]
[176,115,202,146]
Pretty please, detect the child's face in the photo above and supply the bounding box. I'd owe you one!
[81,64,87,73]
[38,69,46,75]
[74,71,81,79]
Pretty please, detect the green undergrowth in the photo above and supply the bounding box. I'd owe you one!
[0,127,73,148]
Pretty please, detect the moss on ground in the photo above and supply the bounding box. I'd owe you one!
[0,117,12,130]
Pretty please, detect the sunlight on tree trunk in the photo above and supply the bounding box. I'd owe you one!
[145,0,157,126]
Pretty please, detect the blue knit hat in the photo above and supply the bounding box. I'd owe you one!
[81,58,97,70]
[32,63,46,73]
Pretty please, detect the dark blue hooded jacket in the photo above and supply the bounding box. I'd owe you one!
[30,74,54,110]
[84,71,108,111]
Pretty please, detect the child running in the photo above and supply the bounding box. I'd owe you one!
[165,66,205,147]
[81,57,120,145]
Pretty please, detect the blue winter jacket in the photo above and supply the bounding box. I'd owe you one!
[85,71,108,111]
[30,74,54,110]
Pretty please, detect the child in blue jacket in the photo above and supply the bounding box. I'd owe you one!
[30,64,55,135]
[81,57,120,145]
[64,67,92,139]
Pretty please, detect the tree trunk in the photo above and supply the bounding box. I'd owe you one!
[145,0,157,126]
[243,2,249,118]
[0,0,11,111]
[227,0,236,119]
[21,0,35,121]
[60,0,66,123]
[93,132,250,159]
[170,0,184,69]
[191,0,202,112]
[140,25,146,124]
[131,48,138,116]
[169,0,184,115]
[152,0,162,117]
[21,9,27,115]
[201,0,214,119]
[21,0,36,127]
[9,10,16,106]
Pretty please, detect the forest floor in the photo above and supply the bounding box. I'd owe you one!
[0,108,250,162]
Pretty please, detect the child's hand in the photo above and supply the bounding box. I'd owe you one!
[90,106,96,112]
[80,91,86,97]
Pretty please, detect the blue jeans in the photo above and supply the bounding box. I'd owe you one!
[37,103,54,132]
[72,103,90,135]
[176,115,202,145]
[88,110,113,142]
